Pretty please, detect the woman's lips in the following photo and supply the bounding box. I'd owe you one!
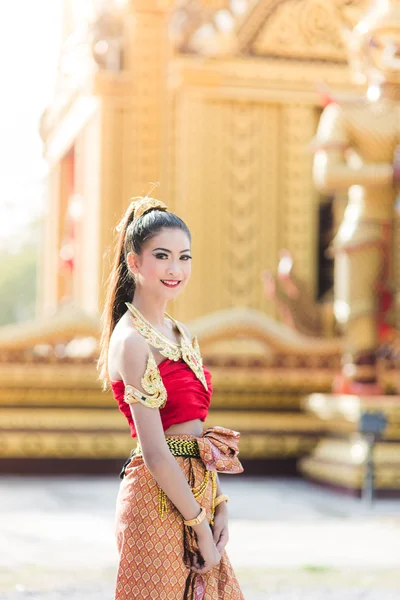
[161,280,181,288]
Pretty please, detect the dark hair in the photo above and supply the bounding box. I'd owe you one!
[97,205,191,390]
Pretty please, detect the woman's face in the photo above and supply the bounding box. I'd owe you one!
[128,228,192,300]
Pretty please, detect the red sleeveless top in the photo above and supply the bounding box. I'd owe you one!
[110,358,212,438]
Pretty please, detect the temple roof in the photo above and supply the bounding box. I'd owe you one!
[177,0,371,59]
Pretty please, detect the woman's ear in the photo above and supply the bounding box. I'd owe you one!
[126,251,139,275]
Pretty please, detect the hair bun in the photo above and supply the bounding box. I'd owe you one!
[115,197,168,233]
[132,197,168,223]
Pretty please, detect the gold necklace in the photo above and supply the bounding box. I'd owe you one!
[125,302,208,390]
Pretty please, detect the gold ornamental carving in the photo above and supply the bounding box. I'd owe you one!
[236,0,370,57]
[225,101,266,308]
[0,431,134,459]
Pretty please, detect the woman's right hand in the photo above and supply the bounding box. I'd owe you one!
[190,525,221,575]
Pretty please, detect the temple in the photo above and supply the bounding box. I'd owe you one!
[1,0,399,494]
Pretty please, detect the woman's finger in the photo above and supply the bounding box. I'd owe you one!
[216,528,229,553]
[191,554,221,575]
[191,563,212,575]
[191,561,206,573]
[191,551,204,568]
[213,526,222,546]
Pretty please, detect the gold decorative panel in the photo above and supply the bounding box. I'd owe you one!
[174,94,282,320]
[121,9,171,195]
[280,105,319,295]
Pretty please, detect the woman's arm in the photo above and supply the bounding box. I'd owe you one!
[212,473,229,553]
[118,332,212,537]
[175,322,230,551]
[216,473,223,497]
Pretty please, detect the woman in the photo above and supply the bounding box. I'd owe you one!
[97,192,245,600]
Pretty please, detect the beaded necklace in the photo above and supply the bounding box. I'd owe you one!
[125,302,208,390]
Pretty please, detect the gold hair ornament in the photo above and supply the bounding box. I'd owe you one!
[115,196,169,233]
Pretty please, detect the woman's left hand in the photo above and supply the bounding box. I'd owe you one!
[212,503,229,554]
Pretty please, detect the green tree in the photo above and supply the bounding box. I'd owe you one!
[0,220,40,326]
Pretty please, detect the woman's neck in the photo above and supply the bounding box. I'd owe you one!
[130,289,168,327]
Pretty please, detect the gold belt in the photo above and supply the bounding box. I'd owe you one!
[133,438,201,459]
[130,437,217,523]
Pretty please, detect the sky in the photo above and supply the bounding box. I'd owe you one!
[0,0,63,251]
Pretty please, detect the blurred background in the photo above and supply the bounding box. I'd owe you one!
[1,0,400,598]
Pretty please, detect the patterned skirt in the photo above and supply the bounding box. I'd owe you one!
[114,426,245,600]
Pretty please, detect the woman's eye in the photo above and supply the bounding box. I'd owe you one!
[180,255,192,261]
[154,253,168,260]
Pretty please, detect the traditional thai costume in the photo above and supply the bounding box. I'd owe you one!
[110,302,245,600]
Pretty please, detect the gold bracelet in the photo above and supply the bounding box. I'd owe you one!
[214,494,229,508]
[183,506,206,527]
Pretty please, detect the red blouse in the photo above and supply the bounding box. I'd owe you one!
[110,358,212,438]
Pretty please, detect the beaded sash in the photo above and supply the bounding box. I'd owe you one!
[133,437,201,458]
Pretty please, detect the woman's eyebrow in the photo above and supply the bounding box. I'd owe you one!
[152,247,191,253]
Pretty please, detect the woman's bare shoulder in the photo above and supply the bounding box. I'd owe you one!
[109,314,149,380]
[111,311,143,345]
[115,322,149,356]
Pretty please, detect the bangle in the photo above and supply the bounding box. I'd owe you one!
[214,494,229,508]
[183,506,206,527]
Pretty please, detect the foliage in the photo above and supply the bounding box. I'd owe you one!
[0,220,40,326]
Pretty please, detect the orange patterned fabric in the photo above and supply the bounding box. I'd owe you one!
[196,427,243,475]
[114,427,245,599]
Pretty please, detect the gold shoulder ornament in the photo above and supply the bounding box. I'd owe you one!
[124,350,167,409]
[125,303,208,391]
[174,324,208,390]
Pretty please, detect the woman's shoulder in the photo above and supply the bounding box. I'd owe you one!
[108,314,150,379]
[111,310,146,347]
[120,325,150,356]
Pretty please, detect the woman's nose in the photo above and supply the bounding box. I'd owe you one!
[167,261,181,276]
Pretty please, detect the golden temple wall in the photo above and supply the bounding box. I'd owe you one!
[173,94,283,320]
[75,112,102,314]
